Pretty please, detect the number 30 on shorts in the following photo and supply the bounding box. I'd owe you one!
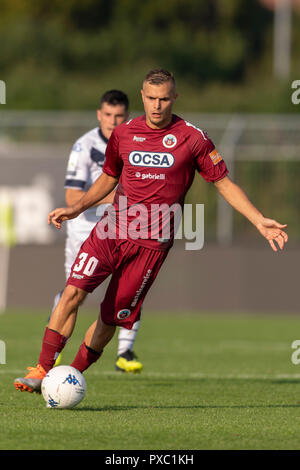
[73,252,99,276]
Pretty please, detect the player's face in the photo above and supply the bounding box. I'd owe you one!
[97,103,128,139]
[141,81,178,129]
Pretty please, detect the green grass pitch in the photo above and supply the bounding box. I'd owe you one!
[1,309,300,450]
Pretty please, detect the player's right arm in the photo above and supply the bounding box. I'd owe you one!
[65,188,116,207]
[48,173,118,229]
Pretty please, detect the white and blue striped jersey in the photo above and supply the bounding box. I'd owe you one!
[64,127,110,241]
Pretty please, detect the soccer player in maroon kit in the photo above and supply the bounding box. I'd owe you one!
[14,69,288,393]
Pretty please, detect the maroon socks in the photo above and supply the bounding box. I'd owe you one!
[38,328,102,374]
[70,342,102,373]
[38,327,68,372]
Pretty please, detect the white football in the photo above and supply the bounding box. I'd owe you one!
[41,365,86,409]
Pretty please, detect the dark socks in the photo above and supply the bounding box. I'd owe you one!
[70,342,102,373]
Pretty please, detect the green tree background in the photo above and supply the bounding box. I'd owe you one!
[1,0,299,241]
[1,0,299,111]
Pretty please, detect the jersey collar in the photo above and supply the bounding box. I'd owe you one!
[98,127,109,144]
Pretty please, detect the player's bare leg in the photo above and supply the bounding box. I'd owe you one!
[74,316,143,373]
[48,285,87,337]
[70,315,116,372]
[84,318,116,352]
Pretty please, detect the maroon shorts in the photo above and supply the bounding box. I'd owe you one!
[66,225,169,329]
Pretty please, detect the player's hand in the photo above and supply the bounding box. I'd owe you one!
[256,218,288,252]
[48,206,80,229]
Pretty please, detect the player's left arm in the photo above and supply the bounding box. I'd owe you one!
[214,175,288,252]
[48,173,118,229]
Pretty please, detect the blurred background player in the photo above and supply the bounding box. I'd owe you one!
[52,90,142,373]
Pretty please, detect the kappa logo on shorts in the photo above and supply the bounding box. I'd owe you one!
[72,273,84,279]
[117,309,131,320]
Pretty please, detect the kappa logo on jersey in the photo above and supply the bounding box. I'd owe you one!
[72,142,82,152]
[117,309,131,320]
[128,151,174,168]
[162,134,177,149]
[209,149,223,166]
[133,136,146,142]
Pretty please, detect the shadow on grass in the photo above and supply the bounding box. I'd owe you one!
[271,379,300,384]
[94,374,300,385]
[76,403,300,412]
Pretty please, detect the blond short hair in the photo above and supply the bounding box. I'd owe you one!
[143,69,176,87]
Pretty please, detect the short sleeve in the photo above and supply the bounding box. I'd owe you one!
[64,139,89,190]
[194,137,228,183]
[102,129,123,178]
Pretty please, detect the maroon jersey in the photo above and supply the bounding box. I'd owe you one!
[102,114,228,250]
